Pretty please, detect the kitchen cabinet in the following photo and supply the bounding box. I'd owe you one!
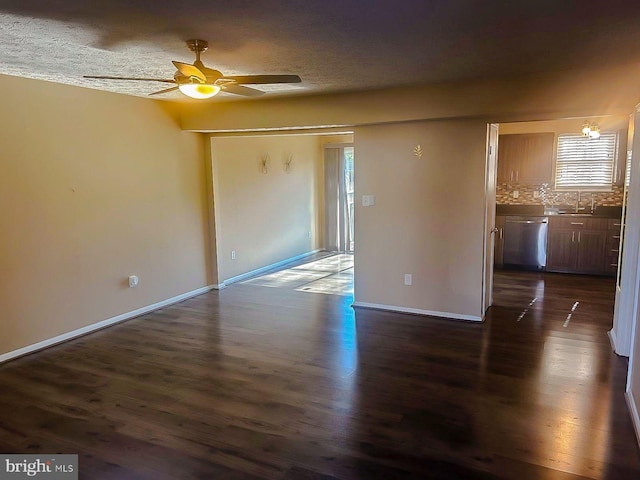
[546,216,608,274]
[576,230,607,274]
[494,215,505,266]
[497,133,555,184]
[547,229,576,272]
[614,128,629,186]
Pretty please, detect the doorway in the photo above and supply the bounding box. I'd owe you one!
[324,144,355,253]
[487,117,630,332]
[239,140,356,298]
[483,124,499,315]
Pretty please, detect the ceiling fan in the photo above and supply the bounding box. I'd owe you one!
[84,39,302,99]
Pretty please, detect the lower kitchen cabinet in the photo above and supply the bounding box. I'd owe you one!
[546,217,609,275]
[547,230,577,272]
[576,230,607,273]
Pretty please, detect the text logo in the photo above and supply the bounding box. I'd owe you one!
[1,455,77,479]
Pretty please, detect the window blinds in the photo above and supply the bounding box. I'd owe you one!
[555,132,617,188]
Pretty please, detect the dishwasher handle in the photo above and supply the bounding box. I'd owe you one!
[506,219,548,224]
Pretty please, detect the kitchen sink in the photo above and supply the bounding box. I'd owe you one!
[544,205,598,217]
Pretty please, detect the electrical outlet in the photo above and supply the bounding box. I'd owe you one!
[128,275,139,288]
[533,191,540,199]
[513,190,520,199]
[231,250,236,260]
[404,274,412,286]
[308,231,312,239]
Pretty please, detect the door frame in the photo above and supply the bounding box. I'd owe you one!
[482,124,499,317]
[612,108,640,357]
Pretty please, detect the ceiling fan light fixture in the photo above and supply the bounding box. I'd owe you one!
[581,120,601,139]
[178,82,220,99]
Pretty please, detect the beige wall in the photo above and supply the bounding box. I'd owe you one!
[211,135,325,282]
[353,119,488,320]
[318,134,353,146]
[0,74,210,356]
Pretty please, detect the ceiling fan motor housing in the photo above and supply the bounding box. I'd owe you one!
[186,39,208,54]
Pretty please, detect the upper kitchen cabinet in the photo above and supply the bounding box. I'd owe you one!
[497,133,555,184]
[613,128,629,186]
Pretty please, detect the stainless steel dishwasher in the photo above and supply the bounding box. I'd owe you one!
[503,216,548,270]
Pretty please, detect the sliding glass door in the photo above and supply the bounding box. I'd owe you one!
[324,144,355,253]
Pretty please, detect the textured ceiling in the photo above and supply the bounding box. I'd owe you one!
[2,0,640,101]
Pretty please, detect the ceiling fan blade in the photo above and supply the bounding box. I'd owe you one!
[221,84,265,97]
[172,61,206,82]
[222,74,302,85]
[84,75,176,83]
[149,86,180,96]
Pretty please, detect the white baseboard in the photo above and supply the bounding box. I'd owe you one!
[352,301,482,322]
[625,389,640,449]
[608,328,618,353]
[0,284,216,364]
[221,249,324,286]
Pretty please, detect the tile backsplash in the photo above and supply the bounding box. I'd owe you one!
[497,183,624,207]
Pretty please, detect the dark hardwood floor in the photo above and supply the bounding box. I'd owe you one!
[1,270,639,479]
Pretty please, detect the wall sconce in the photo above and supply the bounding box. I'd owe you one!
[283,154,293,173]
[581,121,601,139]
[413,144,423,159]
[260,153,269,174]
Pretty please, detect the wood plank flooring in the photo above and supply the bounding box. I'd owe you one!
[0,270,639,479]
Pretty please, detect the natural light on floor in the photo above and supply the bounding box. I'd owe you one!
[241,253,354,296]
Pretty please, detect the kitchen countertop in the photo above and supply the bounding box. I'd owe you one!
[496,204,622,219]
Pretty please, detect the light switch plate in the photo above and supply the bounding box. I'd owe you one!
[362,195,376,207]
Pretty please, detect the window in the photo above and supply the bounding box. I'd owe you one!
[555,132,617,189]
